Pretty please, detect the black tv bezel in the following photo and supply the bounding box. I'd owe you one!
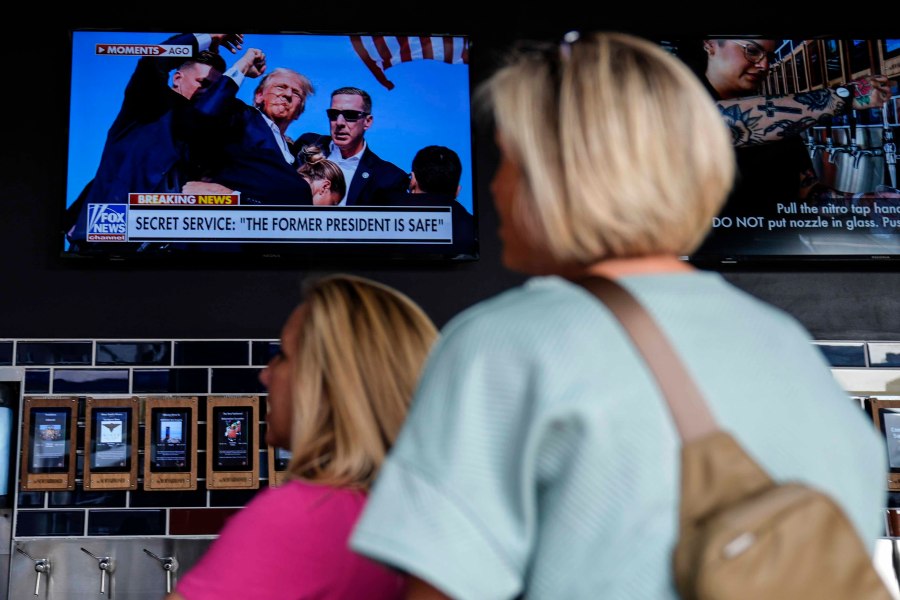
[211,406,254,472]
[59,27,480,267]
[88,407,133,473]
[148,407,192,473]
[28,408,72,475]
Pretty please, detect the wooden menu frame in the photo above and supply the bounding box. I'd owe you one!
[20,397,78,491]
[84,397,139,490]
[267,446,290,487]
[868,399,900,490]
[143,397,198,491]
[206,396,259,490]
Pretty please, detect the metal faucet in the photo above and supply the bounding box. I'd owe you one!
[16,546,50,596]
[143,548,178,594]
[81,547,114,596]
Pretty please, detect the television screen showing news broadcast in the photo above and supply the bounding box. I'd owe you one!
[63,31,477,262]
[654,36,900,264]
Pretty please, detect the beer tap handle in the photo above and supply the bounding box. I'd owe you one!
[143,548,178,594]
[17,547,50,596]
[81,547,113,596]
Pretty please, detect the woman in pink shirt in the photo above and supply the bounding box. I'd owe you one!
[168,274,438,600]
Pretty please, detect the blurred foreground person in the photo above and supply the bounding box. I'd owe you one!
[350,32,886,599]
[168,274,438,600]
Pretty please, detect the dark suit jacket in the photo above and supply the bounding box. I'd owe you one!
[68,33,202,243]
[383,191,478,257]
[192,78,312,206]
[296,134,408,206]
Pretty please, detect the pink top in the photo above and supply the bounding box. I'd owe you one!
[175,480,405,600]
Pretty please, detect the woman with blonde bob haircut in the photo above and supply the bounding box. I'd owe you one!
[351,32,886,599]
[170,274,437,600]
[487,31,734,269]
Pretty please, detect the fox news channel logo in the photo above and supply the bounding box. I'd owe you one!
[86,204,127,241]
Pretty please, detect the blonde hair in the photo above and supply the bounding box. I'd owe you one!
[297,144,347,201]
[478,31,735,263]
[285,274,437,489]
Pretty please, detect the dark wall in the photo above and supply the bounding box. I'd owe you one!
[3,8,900,340]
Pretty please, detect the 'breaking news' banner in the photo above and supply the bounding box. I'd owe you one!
[86,202,453,244]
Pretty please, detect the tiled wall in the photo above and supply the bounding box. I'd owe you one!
[3,338,899,539]
[0,339,279,539]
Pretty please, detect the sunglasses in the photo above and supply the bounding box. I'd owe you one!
[729,40,777,66]
[326,109,369,122]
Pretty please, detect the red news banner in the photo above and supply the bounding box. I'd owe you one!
[124,194,454,244]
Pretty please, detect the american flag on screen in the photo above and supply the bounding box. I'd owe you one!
[351,35,470,90]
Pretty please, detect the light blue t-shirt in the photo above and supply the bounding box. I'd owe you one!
[352,273,886,600]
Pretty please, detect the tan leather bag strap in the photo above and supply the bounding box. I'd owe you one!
[578,275,718,443]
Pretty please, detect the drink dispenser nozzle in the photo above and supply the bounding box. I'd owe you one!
[81,547,113,596]
[883,101,897,188]
[143,548,178,594]
[16,546,50,596]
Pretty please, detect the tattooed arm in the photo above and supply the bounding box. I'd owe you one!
[718,75,891,147]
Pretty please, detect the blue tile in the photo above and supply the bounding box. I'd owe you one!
[49,490,126,508]
[16,341,92,365]
[16,492,44,508]
[889,492,900,509]
[814,343,866,367]
[133,368,208,394]
[0,342,11,365]
[869,343,900,367]
[211,368,265,394]
[24,369,50,394]
[16,510,85,536]
[97,342,171,366]
[174,341,249,366]
[53,369,129,394]
[209,489,260,507]
[87,509,165,535]
[251,341,280,365]
[130,489,208,508]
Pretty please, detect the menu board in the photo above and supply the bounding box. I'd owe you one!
[84,397,139,490]
[143,397,198,491]
[21,397,78,491]
[206,397,259,489]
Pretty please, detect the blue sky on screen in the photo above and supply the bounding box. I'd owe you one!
[67,31,474,212]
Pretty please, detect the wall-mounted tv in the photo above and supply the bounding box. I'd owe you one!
[653,35,900,265]
[62,30,477,263]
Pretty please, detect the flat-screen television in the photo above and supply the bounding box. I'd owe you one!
[652,35,900,265]
[62,30,477,263]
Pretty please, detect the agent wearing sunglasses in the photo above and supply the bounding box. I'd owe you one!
[694,38,893,257]
[297,87,408,206]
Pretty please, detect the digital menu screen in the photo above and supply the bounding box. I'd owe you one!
[881,409,900,471]
[149,407,191,472]
[212,407,252,471]
[90,408,132,471]
[274,447,291,471]
[29,409,70,473]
